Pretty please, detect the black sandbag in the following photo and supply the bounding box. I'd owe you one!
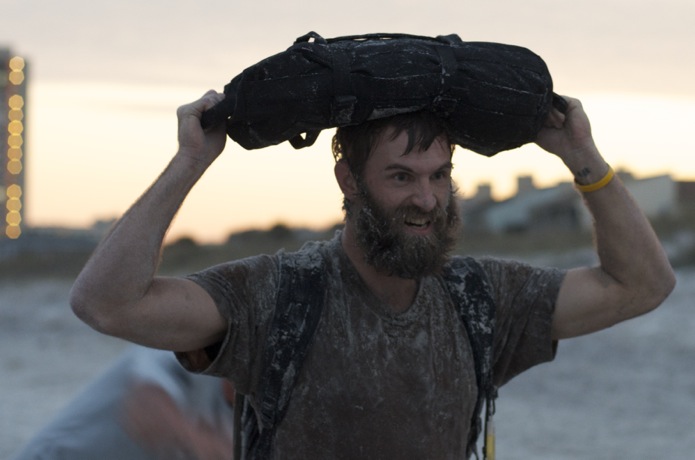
[202,31,561,156]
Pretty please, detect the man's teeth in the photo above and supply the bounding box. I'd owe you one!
[406,218,429,227]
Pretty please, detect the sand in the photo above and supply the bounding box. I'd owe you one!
[2,269,694,459]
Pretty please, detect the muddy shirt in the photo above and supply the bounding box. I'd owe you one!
[180,232,564,459]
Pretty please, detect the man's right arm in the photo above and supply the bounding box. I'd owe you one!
[70,91,229,352]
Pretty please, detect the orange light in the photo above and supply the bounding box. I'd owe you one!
[7,147,22,160]
[6,184,22,198]
[7,159,22,175]
[9,57,25,72]
[5,225,21,239]
[7,134,23,148]
[9,71,24,85]
[6,197,21,212]
[6,210,21,226]
[8,120,23,135]
[8,109,23,122]
[8,95,24,109]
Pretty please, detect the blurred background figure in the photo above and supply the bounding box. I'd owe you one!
[11,346,234,460]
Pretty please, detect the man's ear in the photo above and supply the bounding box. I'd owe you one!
[334,160,358,197]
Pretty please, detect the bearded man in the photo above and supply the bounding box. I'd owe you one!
[71,90,675,460]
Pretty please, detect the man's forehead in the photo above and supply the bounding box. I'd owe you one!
[373,127,411,152]
[372,128,451,158]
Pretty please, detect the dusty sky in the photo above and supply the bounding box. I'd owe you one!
[3,0,695,242]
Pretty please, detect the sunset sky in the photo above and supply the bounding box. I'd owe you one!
[4,0,694,243]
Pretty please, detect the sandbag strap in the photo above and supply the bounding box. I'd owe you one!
[329,45,356,125]
[432,45,459,116]
[295,31,328,44]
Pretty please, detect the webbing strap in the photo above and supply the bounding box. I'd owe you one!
[236,251,327,460]
[432,44,460,116]
[258,252,326,427]
[442,257,497,459]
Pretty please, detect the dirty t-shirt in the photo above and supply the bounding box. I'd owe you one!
[180,232,564,460]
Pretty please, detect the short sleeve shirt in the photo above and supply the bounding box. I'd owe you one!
[180,231,564,460]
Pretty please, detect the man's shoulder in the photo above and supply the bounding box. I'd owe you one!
[441,256,496,308]
[446,255,545,281]
[443,255,497,282]
[281,230,342,268]
[445,255,482,270]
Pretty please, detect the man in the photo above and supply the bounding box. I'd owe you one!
[12,346,234,460]
[70,90,675,459]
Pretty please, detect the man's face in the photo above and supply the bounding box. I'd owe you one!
[351,129,459,279]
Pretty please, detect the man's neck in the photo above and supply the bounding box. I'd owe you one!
[340,225,418,313]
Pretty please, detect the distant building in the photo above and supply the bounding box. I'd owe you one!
[677,181,695,210]
[0,48,28,239]
[460,182,495,232]
[463,170,681,234]
[479,176,580,233]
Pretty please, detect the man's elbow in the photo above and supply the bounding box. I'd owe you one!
[638,265,677,314]
[70,282,98,329]
[656,266,677,305]
[69,282,118,335]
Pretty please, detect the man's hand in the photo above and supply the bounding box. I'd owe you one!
[176,90,228,168]
[535,96,608,184]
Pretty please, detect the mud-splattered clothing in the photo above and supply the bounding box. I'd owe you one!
[180,232,564,459]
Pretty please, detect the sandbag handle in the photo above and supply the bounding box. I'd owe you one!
[295,31,463,47]
[200,93,236,131]
[294,31,328,44]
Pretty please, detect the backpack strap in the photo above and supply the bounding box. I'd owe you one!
[442,257,498,460]
[235,250,327,460]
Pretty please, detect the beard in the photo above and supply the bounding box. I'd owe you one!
[352,182,460,279]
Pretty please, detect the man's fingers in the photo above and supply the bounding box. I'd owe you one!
[177,91,225,121]
[544,108,566,129]
[200,90,226,111]
[552,94,569,114]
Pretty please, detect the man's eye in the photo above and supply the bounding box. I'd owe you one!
[393,173,409,182]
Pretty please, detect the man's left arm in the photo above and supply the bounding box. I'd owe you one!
[535,96,676,340]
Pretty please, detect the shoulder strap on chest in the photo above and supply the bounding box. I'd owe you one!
[235,250,327,460]
[237,253,495,460]
[442,256,497,460]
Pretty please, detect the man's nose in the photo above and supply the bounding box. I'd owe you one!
[412,180,437,212]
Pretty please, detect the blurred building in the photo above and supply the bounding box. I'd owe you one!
[462,170,684,234]
[1,48,28,239]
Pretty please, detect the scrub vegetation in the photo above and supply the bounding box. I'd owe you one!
[2,209,694,281]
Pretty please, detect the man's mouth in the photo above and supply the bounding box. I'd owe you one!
[405,217,431,229]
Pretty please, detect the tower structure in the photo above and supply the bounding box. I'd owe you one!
[1,48,28,239]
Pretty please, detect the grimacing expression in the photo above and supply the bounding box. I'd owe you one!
[353,178,460,279]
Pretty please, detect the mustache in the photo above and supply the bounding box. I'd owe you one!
[359,190,450,222]
[400,206,445,222]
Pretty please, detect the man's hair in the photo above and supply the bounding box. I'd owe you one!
[332,111,455,178]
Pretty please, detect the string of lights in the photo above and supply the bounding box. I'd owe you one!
[1,50,27,239]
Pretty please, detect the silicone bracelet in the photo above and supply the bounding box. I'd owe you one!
[575,166,615,193]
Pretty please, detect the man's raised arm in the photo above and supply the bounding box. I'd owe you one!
[70,91,229,351]
[534,96,676,339]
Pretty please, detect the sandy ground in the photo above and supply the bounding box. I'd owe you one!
[1,269,694,459]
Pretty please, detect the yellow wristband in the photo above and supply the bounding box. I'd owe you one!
[575,166,615,193]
